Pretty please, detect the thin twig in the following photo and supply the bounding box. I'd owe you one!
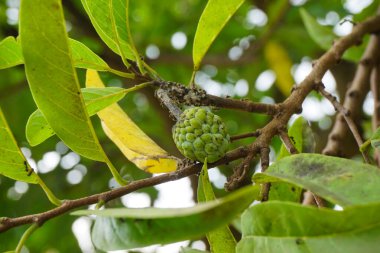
[0,145,251,233]
[159,81,280,115]
[278,128,299,154]
[155,88,183,120]
[260,147,271,201]
[317,83,370,163]
[225,151,257,191]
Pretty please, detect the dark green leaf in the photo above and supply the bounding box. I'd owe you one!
[72,186,258,251]
[237,201,380,253]
[20,0,105,161]
[254,154,380,206]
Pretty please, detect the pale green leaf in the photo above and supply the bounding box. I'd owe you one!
[72,186,258,251]
[193,0,245,71]
[253,154,380,206]
[0,107,38,183]
[26,87,127,146]
[20,0,105,161]
[197,162,236,253]
[299,8,336,50]
[69,39,110,71]
[0,37,23,70]
[237,201,380,253]
[300,8,364,62]
[80,0,137,63]
[0,37,127,74]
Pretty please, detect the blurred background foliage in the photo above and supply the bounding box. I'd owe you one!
[0,0,379,252]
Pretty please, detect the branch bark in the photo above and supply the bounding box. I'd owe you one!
[323,34,380,157]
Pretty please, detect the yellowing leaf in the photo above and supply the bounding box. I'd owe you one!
[86,70,177,173]
[264,41,294,96]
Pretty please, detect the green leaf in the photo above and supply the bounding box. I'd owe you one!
[253,154,380,206]
[299,8,336,50]
[370,126,380,149]
[80,0,138,65]
[197,161,236,253]
[0,37,23,70]
[270,117,314,202]
[20,0,105,161]
[193,0,245,71]
[0,37,131,76]
[299,8,364,62]
[354,0,380,22]
[72,186,258,251]
[69,39,110,71]
[26,87,127,146]
[237,201,380,253]
[0,107,38,183]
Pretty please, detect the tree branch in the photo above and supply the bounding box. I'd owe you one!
[0,146,250,233]
[323,33,380,157]
[317,83,370,162]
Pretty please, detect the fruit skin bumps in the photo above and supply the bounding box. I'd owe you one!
[172,107,230,163]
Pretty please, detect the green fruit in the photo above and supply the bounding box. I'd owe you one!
[172,107,230,163]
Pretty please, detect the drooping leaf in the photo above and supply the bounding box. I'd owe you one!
[86,70,177,173]
[193,0,245,71]
[264,41,294,96]
[253,154,380,206]
[197,161,236,253]
[237,201,380,253]
[0,37,23,70]
[26,87,127,146]
[0,107,38,183]
[72,186,258,251]
[20,0,105,161]
[80,0,138,64]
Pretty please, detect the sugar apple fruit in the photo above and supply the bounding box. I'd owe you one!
[172,107,230,163]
